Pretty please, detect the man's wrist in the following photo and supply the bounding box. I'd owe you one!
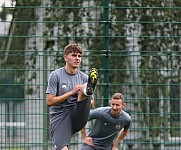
[112,144,117,147]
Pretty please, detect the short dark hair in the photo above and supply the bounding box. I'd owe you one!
[64,44,83,55]
[111,93,124,102]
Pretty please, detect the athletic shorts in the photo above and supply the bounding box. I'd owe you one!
[51,99,90,149]
[81,143,112,150]
[81,143,96,150]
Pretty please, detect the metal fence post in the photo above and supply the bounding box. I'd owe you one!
[103,0,110,106]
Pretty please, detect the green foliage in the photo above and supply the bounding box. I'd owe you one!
[44,1,128,96]
[0,0,41,100]
[129,0,181,138]
[1,0,180,140]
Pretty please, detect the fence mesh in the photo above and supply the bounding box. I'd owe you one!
[0,0,180,150]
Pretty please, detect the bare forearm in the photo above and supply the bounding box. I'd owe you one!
[113,130,129,147]
[46,91,73,106]
[81,127,87,139]
[81,127,93,146]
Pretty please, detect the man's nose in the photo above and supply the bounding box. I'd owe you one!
[112,105,117,109]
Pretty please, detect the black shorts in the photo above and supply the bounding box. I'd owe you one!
[51,98,90,149]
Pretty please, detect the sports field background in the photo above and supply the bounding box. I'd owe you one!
[0,0,180,150]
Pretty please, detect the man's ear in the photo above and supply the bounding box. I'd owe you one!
[64,55,67,61]
[123,103,126,108]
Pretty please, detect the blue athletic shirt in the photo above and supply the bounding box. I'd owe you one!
[46,67,88,124]
[87,107,132,148]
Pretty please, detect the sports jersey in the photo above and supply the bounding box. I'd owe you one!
[87,107,132,149]
[46,67,88,124]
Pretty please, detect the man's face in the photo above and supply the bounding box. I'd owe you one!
[64,52,82,68]
[110,98,125,116]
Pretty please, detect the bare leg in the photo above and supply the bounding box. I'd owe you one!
[61,146,68,150]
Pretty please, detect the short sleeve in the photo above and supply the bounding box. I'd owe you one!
[88,107,103,121]
[124,115,132,130]
[46,71,58,95]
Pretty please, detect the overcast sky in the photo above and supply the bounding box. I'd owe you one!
[0,0,15,35]
[0,0,15,11]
